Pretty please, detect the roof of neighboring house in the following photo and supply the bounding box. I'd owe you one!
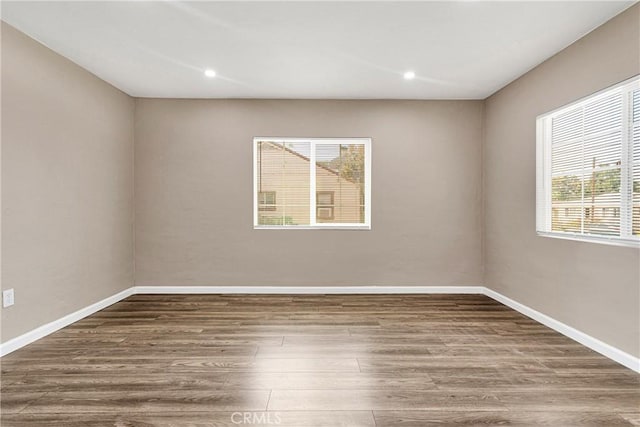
[260,141,359,184]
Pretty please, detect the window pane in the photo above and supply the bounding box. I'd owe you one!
[256,141,310,226]
[582,92,623,236]
[315,144,365,224]
[546,88,625,240]
[633,89,640,236]
[317,191,334,206]
[550,169,622,235]
[583,169,621,236]
[633,164,640,236]
[258,191,276,211]
[551,174,583,233]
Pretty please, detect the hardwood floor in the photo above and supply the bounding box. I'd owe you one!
[1,294,638,426]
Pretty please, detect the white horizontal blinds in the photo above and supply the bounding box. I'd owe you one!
[256,141,310,226]
[549,91,623,237]
[583,91,623,236]
[538,76,640,245]
[632,89,640,236]
[315,143,366,224]
[550,107,583,233]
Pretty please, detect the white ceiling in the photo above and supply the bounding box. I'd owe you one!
[1,1,634,99]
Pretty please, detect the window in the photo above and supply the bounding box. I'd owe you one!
[258,191,276,211]
[536,75,640,246]
[254,138,371,229]
[316,191,335,221]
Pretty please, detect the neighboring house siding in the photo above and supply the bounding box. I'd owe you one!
[551,193,640,235]
[316,165,363,223]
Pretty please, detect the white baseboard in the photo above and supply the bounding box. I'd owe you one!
[0,287,134,357]
[483,288,640,373]
[2,284,638,373]
[0,286,480,357]
[132,285,485,294]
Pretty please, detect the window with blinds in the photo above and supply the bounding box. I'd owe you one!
[536,75,640,246]
[254,138,371,229]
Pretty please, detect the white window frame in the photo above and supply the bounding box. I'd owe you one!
[536,75,640,248]
[253,137,372,230]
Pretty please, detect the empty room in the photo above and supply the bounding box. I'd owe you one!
[1,1,639,426]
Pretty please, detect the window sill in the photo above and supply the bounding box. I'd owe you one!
[537,231,640,248]
[254,225,371,230]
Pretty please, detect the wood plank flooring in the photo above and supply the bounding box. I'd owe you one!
[1,294,638,426]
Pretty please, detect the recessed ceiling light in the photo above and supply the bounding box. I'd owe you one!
[204,69,216,78]
[403,71,416,80]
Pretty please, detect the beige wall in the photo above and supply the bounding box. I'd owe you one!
[483,5,640,357]
[1,23,135,342]
[135,99,484,286]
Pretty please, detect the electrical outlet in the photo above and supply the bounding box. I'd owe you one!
[3,289,15,308]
